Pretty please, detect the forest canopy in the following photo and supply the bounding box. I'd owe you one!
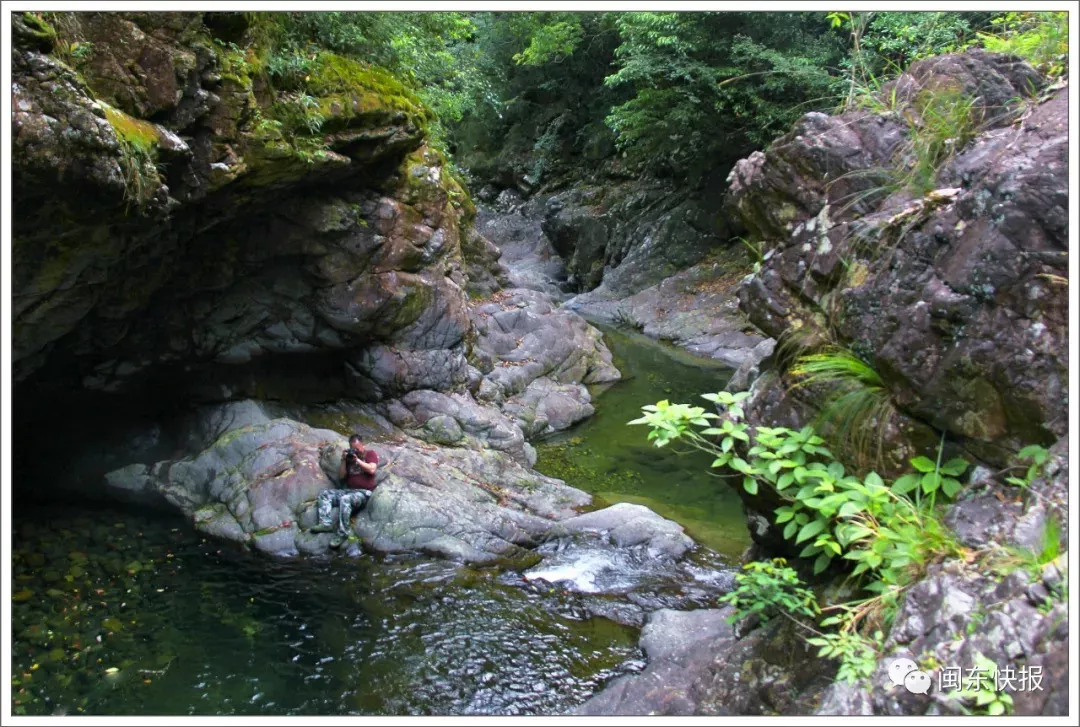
[222,10,1067,179]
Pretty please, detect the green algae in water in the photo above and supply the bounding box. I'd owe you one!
[9,504,641,716]
[535,326,752,560]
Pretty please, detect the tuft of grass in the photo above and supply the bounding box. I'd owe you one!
[1036,514,1062,567]
[102,104,163,213]
[904,84,978,195]
[790,348,883,389]
[789,348,894,469]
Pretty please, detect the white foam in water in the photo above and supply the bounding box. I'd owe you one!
[524,548,637,594]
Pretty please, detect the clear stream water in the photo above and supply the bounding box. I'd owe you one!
[9,327,749,716]
[536,325,751,559]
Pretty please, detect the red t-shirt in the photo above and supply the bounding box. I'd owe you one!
[346,449,379,491]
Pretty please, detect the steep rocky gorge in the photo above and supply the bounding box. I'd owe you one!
[12,11,659,562]
[464,49,1070,716]
[9,10,1071,718]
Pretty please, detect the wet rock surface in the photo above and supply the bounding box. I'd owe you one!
[576,608,828,715]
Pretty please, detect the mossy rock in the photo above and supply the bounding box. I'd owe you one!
[19,12,58,52]
[304,52,431,132]
[102,104,165,155]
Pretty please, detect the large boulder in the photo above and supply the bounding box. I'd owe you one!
[103,416,590,561]
[566,253,771,369]
[728,52,1066,469]
[540,180,730,297]
[469,287,621,405]
[725,51,1044,244]
[101,410,707,572]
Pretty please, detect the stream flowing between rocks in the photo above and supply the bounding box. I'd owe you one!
[10,328,748,716]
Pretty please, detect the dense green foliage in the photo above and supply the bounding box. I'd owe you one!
[228,10,1059,182]
[629,392,1064,691]
[602,12,844,172]
[979,11,1069,77]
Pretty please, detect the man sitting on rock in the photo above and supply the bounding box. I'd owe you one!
[311,434,379,549]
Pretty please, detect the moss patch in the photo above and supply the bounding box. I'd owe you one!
[304,52,431,130]
[103,105,161,155]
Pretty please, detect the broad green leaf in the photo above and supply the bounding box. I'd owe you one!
[941,477,962,498]
[910,456,936,473]
[795,519,826,544]
[892,473,920,495]
[743,477,758,495]
[1018,444,1047,460]
[813,553,831,574]
[939,457,969,476]
[838,501,863,518]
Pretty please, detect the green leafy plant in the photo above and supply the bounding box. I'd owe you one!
[513,18,584,65]
[719,558,819,624]
[808,612,882,683]
[944,651,1014,715]
[630,393,966,587]
[602,11,844,171]
[1004,444,1050,490]
[892,437,969,505]
[272,92,326,136]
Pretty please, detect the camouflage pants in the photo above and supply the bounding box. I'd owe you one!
[316,489,371,534]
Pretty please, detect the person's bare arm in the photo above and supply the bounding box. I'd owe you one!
[338,457,347,480]
[359,460,377,474]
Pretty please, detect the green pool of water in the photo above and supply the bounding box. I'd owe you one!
[535,326,752,560]
[9,505,640,716]
[10,325,752,716]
